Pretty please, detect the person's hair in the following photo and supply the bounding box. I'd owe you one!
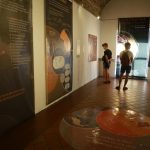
[125,42,131,47]
[102,43,108,47]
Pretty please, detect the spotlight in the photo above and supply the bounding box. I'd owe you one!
[97,16,100,20]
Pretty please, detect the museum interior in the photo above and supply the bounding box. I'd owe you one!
[0,0,150,149]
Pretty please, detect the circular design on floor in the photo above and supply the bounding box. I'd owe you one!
[60,107,102,150]
[96,107,150,137]
[60,107,150,150]
[63,107,100,128]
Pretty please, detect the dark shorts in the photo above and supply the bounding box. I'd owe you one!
[103,61,110,69]
[121,65,131,74]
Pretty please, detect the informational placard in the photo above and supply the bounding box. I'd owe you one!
[0,0,34,135]
[45,0,73,104]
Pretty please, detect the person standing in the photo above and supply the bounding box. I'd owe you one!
[102,43,112,83]
[116,42,133,90]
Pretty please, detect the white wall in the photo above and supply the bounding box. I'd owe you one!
[32,0,46,113]
[100,0,150,77]
[99,20,117,77]
[102,0,150,19]
[73,2,100,90]
[32,1,101,113]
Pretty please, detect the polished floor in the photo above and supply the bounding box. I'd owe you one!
[0,78,150,150]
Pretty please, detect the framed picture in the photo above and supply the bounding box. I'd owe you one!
[88,34,97,61]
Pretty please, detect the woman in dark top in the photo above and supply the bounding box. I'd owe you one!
[102,43,112,83]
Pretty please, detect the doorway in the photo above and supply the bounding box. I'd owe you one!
[116,17,150,79]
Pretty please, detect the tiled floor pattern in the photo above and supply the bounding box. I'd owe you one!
[58,80,150,150]
[0,78,150,150]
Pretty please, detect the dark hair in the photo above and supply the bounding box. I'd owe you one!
[125,42,131,47]
[102,43,108,47]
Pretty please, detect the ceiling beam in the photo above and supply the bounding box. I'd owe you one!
[74,0,111,17]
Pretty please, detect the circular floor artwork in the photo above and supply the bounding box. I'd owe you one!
[96,108,150,137]
[60,107,102,150]
[60,107,150,150]
[63,107,100,128]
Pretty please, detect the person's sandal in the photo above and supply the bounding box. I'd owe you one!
[115,86,120,90]
[123,87,128,90]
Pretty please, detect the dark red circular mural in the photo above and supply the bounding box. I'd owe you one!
[60,107,150,150]
[96,108,150,137]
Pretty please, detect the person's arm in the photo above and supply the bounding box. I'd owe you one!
[109,50,112,62]
[105,55,109,63]
[119,51,123,61]
[130,52,133,63]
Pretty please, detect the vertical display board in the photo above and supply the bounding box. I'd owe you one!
[0,0,34,135]
[117,17,149,78]
[45,0,73,104]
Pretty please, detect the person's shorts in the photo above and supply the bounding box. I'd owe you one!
[103,62,110,69]
[121,65,131,74]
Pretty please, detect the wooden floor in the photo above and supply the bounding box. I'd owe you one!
[0,78,150,150]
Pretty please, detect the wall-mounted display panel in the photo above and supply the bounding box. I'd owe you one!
[0,0,34,135]
[116,17,149,78]
[45,0,73,104]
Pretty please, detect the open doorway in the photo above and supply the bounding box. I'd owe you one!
[116,17,150,79]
